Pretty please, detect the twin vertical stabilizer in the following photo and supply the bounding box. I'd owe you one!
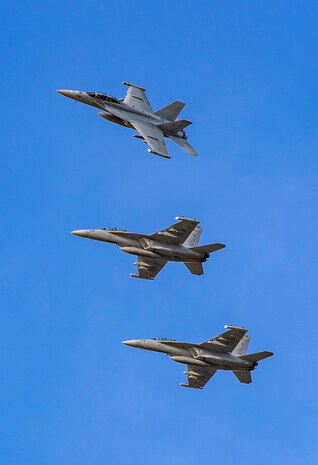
[155,101,185,121]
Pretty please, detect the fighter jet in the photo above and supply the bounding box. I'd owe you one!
[72,216,225,280]
[123,326,273,388]
[57,81,198,159]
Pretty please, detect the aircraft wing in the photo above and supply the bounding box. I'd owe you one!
[181,365,217,389]
[130,256,167,280]
[200,325,248,353]
[122,82,154,113]
[130,121,170,159]
[151,217,200,244]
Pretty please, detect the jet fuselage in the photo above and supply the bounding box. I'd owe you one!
[57,90,187,139]
[72,229,207,263]
[123,339,255,372]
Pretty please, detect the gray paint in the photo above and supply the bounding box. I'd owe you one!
[72,216,225,280]
[123,325,273,389]
[57,82,198,159]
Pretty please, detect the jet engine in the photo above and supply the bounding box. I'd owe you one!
[178,130,187,140]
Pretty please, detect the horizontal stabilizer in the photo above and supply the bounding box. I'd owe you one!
[233,370,252,384]
[158,120,192,134]
[239,351,273,362]
[155,101,185,121]
[184,262,203,275]
[169,136,198,156]
[191,243,226,254]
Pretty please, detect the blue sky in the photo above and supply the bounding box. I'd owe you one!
[1,1,318,464]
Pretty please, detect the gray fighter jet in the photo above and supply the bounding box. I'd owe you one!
[123,326,273,388]
[72,216,225,280]
[57,81,197,159]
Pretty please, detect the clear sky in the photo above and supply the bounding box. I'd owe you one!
[1,1,318,464]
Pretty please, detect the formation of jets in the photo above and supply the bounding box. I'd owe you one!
[58,81,273,388]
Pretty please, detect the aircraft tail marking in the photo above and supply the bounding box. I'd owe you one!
[232,370,252,384]
[183,226,202,247]
[155,101,185,121]
[184,262,204,275]
[239,351,274,362]
[232,335,250,356]
[191,243,226,254]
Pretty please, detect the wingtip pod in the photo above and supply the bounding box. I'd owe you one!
[130,273,154,281]
[224,325,247,331]
[147,149,171,159]
[175,216,199,222]
[122,81,146,91]
[180,383,203,389]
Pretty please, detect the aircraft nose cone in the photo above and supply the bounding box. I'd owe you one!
[122,340,139,347]
[57,89,72,97]
[71,229,89,238]
[57,89,82,101]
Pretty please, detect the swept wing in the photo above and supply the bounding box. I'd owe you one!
[130,121,170,159]
[181,365,217,389]
[200,325,247,353]
[122,82,153,113]
[131,256,167,280]
[151,217,200,244]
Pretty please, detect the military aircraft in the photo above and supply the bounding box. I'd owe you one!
[72,216,225,280]
[57,81,198,159]
[123,325,273,388]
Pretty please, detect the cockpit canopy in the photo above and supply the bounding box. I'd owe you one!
[151,337,176,341]
[86,92,120,104]
[101,227,126,232]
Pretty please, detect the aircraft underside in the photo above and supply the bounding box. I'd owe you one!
[121,246,205,263]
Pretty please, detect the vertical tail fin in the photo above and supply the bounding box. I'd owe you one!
[232,335,251,356]
[183,226,202,247]
[232,370,252,384]
[184,262,204,275]
[155,101,185,121]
